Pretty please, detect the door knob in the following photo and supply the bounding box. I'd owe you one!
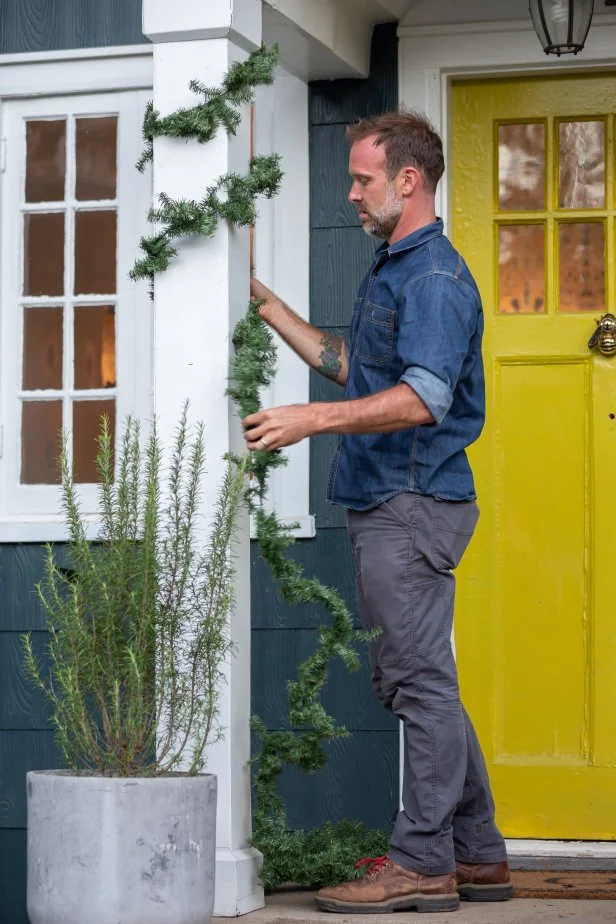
[589,313,616,355]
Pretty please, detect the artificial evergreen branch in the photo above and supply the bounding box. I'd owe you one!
[136,45,278,172]
[228,313,376,883]
[130,156,282,290]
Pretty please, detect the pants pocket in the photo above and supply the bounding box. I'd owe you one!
[432,501,479,571]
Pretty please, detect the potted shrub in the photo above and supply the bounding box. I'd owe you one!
[23,409,246,924]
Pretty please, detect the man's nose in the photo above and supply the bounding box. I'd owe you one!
[348,182,362,203]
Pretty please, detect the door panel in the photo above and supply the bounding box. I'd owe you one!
[452,74,616,839]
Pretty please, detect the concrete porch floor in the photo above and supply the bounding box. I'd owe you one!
[214,891,616,923]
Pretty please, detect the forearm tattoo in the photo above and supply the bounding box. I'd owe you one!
[318,333,343,382]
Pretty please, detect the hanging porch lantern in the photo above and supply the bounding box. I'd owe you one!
[529,0,594,55]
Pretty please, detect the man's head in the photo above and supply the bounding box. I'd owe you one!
[346,109,444,241]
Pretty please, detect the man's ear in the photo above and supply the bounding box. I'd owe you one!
[399,166,421,196]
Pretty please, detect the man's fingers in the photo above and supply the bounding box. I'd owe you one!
[243,411,265,429]
[245,431,276,451]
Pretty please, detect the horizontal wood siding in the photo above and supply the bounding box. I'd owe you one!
[251,22,400,833]
[0,545,68,924]
[0,0,147,54]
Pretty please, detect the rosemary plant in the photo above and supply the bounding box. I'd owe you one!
[23,408,247,777]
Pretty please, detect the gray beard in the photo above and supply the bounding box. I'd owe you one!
[360,186,403,239]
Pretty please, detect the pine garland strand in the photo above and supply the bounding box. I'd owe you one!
[136,45,279,172]
[131,45,282,290]
[134,44,384,891]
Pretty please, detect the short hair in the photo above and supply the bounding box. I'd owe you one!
[345,109,445,193]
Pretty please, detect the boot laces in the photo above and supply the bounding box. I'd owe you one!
[354,855,391,878]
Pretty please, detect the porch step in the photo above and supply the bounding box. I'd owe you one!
[213,891,616,924]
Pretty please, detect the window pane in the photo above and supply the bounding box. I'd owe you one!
[73,399,115,483]
[21,401,62,484]
[23,307,63,390]
[498,123,545,211]
[559,222,605,313]
[74,306,116,389]
[26,120,66,203]
[499,225,546,314]
[76,117,117,201]
[559,121,605,209]
[23,212,65,296]
[74,210,116,295]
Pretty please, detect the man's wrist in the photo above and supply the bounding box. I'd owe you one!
[308,401,338,436]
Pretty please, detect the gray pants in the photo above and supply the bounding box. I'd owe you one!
[347,492,507,876]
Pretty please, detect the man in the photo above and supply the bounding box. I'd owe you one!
[243,110,512,915]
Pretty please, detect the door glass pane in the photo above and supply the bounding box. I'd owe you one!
[21,401,62,484]
[23,212,65,296]
[25,120,66,203]
[498,123,545,211]
[559,222,605,313]
[559,121,605,209]
[74,306,116,389]
[23,307,63,390]
[73,399,115,483]
[76,117,117,201]
[498,224,546,314]
[74,210,117,294]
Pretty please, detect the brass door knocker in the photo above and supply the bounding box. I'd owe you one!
[589,313,616,356]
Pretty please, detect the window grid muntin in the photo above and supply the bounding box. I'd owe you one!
[494,113,614,315]
[19,112,119,484]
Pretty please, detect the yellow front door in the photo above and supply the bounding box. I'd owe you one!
[452,73,616,840]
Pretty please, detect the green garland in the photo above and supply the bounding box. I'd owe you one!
[130,157,282,289]
[136,46,279,172]
[133,45,382,890]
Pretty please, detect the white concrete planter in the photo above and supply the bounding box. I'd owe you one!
[27,770,217,924]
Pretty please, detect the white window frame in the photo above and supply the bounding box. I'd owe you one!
[0,47,153,541]
[0,46,314,541]
[252,66,314,538]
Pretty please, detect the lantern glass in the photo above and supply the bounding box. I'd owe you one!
[529,0,594,55]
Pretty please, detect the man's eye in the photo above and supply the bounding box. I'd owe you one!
[360,178,369,187]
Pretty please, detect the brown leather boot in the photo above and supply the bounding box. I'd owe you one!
[315,855,459,914]
[456,860,513,902]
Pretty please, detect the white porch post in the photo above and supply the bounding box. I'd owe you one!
[142,0,265,917]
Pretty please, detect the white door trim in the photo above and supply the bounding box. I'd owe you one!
[397,13,616,853]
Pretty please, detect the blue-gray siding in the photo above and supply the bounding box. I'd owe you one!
[0,0,147,54]
[251,22,400,830]
[0,546,66,924]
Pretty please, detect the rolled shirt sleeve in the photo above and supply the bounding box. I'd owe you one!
[397,273,480,425]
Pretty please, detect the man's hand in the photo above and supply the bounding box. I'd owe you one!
[243,404,317,452]
[250,277,282,325]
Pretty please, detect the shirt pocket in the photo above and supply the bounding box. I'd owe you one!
[354,302,395,364]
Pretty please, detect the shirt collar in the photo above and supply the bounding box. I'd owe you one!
[375,218,444,258]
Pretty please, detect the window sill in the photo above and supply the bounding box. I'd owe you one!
[0,515,317,544]
[0,517,101,543]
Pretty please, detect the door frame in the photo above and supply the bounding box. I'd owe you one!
[398,12,616,862]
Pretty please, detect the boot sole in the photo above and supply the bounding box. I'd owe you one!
[458,882,514,902]
[314,893,460,914]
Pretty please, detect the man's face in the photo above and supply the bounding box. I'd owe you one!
[348,135,403,240]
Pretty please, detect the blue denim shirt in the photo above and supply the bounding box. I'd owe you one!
[327,219,485,509]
